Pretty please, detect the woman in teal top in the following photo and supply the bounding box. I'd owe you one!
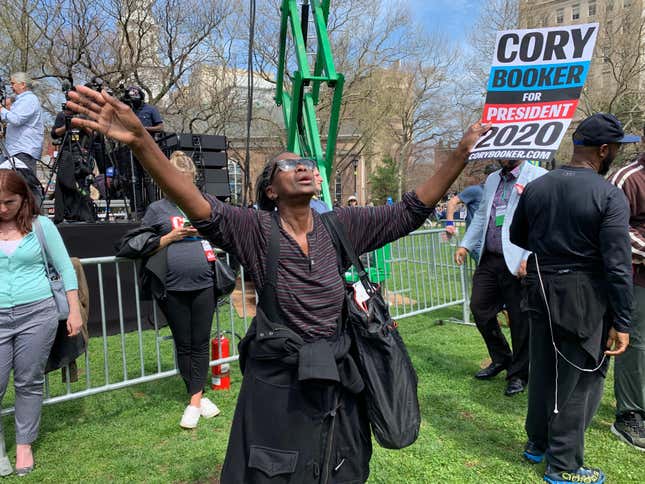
[0,169,81,477]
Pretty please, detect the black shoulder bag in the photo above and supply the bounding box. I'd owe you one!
[321,212,420,449]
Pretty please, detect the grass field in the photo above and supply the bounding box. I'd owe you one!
[1,305,643,483]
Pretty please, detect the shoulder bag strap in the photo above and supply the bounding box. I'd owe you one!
[320,212,373,292]
[33,218,60,280]
[257,212,282,321]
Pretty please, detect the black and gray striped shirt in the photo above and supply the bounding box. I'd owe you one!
[193,192,432,340]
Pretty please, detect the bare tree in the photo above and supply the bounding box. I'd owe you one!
[579,3,645,132]
[383,43,458,198]
[0,0,238,113]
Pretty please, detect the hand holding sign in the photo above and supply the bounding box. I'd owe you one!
[460,121,493,153]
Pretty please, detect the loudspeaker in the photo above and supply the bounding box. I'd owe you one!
[163,134,227,152]
[202,168,231,198]
[197,135,227,151]
[201,151,227,168]
[161,132,230,199]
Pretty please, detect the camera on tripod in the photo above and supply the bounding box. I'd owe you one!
[85,77,105,92]
[117,84,144,110]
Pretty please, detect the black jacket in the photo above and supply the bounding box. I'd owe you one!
[115,226,168,301]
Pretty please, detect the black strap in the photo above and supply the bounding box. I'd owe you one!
[258,212,282,322]
[321,212,373,292]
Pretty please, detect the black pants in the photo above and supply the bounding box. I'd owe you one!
[13,153,43,206]
[470,252,529,381]
[522,270,608,472]
[53,151,96,223]
[158,287,215,395]
[117,147,156,219]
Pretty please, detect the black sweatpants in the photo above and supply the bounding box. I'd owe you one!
[522,270,608,472]
[469,252,529,381]
[159,287,215,395]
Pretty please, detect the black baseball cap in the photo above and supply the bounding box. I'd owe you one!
[572,113,641,146]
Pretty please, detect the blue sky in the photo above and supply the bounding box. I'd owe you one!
[408,0,483,41]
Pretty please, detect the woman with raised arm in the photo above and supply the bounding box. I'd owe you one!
[68,86,489,483]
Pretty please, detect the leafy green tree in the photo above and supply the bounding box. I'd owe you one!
[369,156,399,205]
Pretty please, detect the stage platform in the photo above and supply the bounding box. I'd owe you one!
[57,221,155,337]
[58,221,138,258]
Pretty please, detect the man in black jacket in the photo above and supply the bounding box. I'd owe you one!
[510,113,635,484]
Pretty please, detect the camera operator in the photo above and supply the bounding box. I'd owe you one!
[0,72,44,203]
[127,86,163,135]
[118,86,163,218]
[50,106,96,223]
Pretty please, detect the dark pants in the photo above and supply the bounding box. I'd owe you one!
[614,284,645,417]
[158,287,215,395]
[522,269,608,472]
[117,147,156,219]
[53,151,96,224]
[470,252,529,381]
[13,153,43,207]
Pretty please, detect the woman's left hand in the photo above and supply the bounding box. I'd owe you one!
[64,290,83,336]
[66,309,83,336]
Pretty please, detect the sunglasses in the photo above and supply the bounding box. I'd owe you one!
[271,158,316,179]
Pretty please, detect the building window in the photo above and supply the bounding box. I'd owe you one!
[335,171,342,204]
[607,0,614,10]
[572,4,580,20]
[227,160,242,205]
[624,0,632,8]
[588,2,596,16]
[556,8,564,23]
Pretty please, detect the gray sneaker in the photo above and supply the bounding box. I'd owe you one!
[0,428,13,476]
[611,411,645,451]
[0,456,12,477]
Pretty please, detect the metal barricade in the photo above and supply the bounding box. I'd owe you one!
[0,255,251,417]
[360,229,471,325]
[1,229,470,416]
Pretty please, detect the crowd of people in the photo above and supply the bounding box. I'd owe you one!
[0,79,642,484]
[0,72,165,224]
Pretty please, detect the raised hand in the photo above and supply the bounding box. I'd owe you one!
[66,86,147,146]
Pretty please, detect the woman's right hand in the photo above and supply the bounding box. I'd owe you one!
[66,86,147,147]
[454,247,468,265]
[161,226,199,246]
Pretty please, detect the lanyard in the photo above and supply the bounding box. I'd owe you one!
[175,204,189,220]
[500,163,523,202]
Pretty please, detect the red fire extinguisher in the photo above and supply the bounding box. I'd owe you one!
[211,335,230,390]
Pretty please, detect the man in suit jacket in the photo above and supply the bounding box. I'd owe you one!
[455,158,547,396]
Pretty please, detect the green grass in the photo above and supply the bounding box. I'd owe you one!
[1,306,643,483]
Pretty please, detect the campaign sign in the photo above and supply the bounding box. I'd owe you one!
[469,23,599,162]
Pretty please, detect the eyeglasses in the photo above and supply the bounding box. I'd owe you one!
[271,158,316,179]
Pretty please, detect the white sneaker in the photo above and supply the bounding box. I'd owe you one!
[200,397,221,418]
[180,405,201,429]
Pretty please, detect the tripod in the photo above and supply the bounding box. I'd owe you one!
[43,111,97,223]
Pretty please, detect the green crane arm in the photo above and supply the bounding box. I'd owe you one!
[275,0,344,207]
